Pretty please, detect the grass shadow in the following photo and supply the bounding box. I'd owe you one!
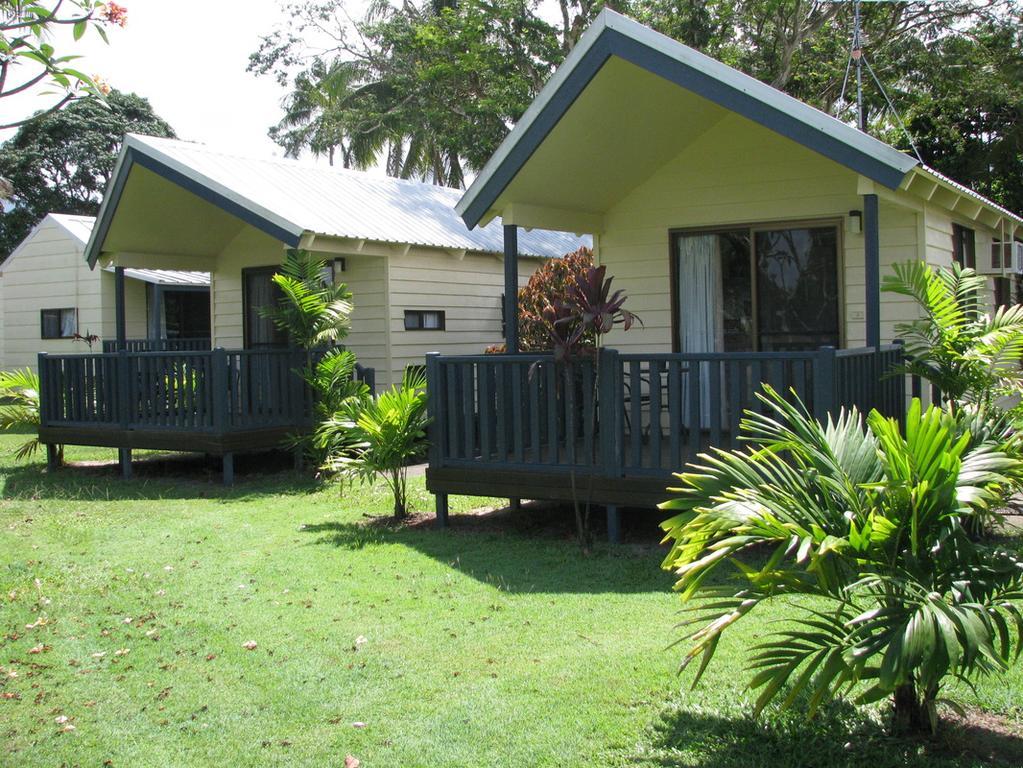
[299,503,676,595]
[0,450,320,502]
[631,698,1023,768]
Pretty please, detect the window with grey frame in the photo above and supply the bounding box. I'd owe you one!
[40,308,77,339]
[242,267,289,348]
[952,224,976,269]
[673,222,841,354]
[404,309,445,331]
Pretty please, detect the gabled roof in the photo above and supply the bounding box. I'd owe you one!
[456,9,1019,231]
[5,213,209,286]
[49,213,96,245]
[85,135,587,266]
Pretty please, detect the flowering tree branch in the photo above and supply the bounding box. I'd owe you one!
[0,1,127,130]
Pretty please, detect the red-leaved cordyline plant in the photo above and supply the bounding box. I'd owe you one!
[545,265,640,550]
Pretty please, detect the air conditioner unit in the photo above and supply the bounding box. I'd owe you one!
[984,241,1023,275]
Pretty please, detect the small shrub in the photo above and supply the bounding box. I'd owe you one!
[324,368,429,519]
[487,246,594,353]
[660,387,1023,736]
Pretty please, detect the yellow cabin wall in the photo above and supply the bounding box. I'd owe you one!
[386,248,538,386]
[205,224,540,389]
[0,220,148,370]
[594,112,1004,352]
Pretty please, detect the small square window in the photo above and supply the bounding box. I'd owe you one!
[40,308,77,339]
[404,310,445,331]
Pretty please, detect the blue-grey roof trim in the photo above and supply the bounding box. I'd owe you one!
[457,9,921,229]
[85,141,304,267]
[85,135,586,266]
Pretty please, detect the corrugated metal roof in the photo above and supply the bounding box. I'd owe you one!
[915,165,1023,227]
[48,213,96,245]
[122,135,589,258]
[104,266,210,286]
[456,10,1022,231]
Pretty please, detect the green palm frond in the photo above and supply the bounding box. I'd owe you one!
[660,385,1023,731]
[322,368,429,519]
[0,367,42,459]
[261,249,354,350]
[882,261,1023,407]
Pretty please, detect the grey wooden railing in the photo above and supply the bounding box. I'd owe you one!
[101,338,211,353]
[425,344,906,480]
[38,348,376,433]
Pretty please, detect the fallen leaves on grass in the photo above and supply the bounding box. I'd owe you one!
[242,641,258,650]
[27,644,50,654]
[25,616,48,630]
[345,756,360,768]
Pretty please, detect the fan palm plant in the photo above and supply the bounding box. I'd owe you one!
[0,368,47,460]
[324,368,429,519]
[262,249,354,349]
[660,387,1023,735]
[882,260,1023,408]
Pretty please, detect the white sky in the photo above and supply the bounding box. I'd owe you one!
[0,0,301,158]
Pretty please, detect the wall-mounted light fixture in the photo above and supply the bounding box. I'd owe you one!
[847,210,863,235]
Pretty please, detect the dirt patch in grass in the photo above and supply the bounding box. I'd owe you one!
[934,707,1023,766]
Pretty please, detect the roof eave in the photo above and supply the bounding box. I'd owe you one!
[906,166,1023,230]
[85,135,306,268]
[457,9,918,230]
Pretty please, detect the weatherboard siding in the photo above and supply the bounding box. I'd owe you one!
[0,219,147,370]
[589,113,1012,353]
[385,248,540,386]
[208,225,391,387]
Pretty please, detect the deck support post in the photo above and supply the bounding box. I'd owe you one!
[222,452,234,485]
[606,505,621,545]
[863,193,881,350]
[45,444,59,472]
[503,225,519,354]
[509,498,520,511]
[118,448,132,479]
[115,266,127,349]
[293,448,304,471]
[435,493,449,528]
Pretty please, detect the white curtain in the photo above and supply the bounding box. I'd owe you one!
[60,308,77,338]
[677,235,723,427]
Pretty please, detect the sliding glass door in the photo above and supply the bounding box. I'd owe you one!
[674,222,841,353]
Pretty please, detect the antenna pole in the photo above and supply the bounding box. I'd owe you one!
[853,0,865,131]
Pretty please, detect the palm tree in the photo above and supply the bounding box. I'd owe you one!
[660,387,1023,735]
[271,57,388,169]
[882,260,1023,408]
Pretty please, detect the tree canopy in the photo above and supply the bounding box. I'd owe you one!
[0,89,175,258]
[251,0,1022,215]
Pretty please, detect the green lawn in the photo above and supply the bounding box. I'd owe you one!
[1,435,1021,767]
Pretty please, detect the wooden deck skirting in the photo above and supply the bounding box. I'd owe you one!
[425,345,908,540]
[38,347,375,483]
